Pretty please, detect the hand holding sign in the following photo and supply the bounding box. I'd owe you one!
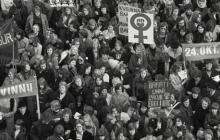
[212,75,220,82]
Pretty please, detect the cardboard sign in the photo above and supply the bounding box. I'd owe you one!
[128,12,154,44]
[148,81,172,108]
[49,0,75,7]
[118,4,141,36]
[0,78,38,99]
[182,42,220,61]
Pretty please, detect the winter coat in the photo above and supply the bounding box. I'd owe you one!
[25,13,49,37]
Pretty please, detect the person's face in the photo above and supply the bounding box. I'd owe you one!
[198,26,204,33]
[83,118,90,126]
[212,108,218,115]
[15,124,21,130]
[75,78,82,87]
[178,20,185,27]
[173,9,179,16]
[47,48,53,56]
[194,77,201,82]
[83,8,89,15]
[146,135,153,139]
[101,7,107,14]
[100,67,106,74]
[34,9,40,16]
[154,21,158,30]
[59,85,66,93]
[33,25,39,33]
[183,99,190,108]
[96,78,102,85]
[197,15,202,23]
[120,67,126,75]
[110,117,116,124]
[201,100,209,109]
[99,136,105,140]
[76,124,83,133]
[95,1,101,8]
[141,70,147,78]
[140,105,147,113]
[85,66,91,75]
[160,26,167,33]
[25,64,30,71]
[135,47,142,55]
[118,133,125,140]
[102,54,109,61]
[206,63,213,71]
[204,134,212,140]
[176,118,183,126]
[183,0,190,4]
[186,9,192,16]
[116,86,123,94]
[71,47,78,55]
[112,108,118,117]
[16,34,21,40]
[89,24,96,30]
[180,30,186,36]
[101,89,108,97]
[70,60,76,68]
[40,63,46,70]
[108,25,114,32]
[115,43,121,51]
[192,93,199,99]
[150,43,156,49]
[63,114,70,122]
[8,72,14,79]
[65,8,71,15]
[19,106,27,114]
[129,129,136,136]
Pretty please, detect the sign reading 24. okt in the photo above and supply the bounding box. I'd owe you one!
[128,12,154,44]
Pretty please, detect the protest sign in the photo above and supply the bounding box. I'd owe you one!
[148,81,172,108]
[49,0,75,7]
[128,12,154,44]
[118,4,141,36]
[0,19,18,65]
[0,78,38,99]
[0,78,41,119]
[182,42,220,61]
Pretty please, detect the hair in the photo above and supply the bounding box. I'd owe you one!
[53,124,64,137]
[192,87,201,94]
[201,97,211,105]
[75,119,84,127]
[62,108,72,118]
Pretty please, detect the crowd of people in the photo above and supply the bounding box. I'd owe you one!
[1,0,220,140]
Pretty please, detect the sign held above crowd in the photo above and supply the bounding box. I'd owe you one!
[0,78,38,99]
[148,81,173,108]
[182,42,220,61]
[128,12,154,44]
[49,0,75,7]
[118,4,141,36]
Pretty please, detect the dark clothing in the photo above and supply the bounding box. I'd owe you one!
[193,106,209,132]
[179,104,193,127]
[14,110,34,132]
[36,69,56,89]
[53,92,76,112]
[69,130,94,140]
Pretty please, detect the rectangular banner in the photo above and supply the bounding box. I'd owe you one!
[128,12,154,44]
[148,81,172,108]
[49,0,75,7]
[0,78,38,99]
[0,19,18,65]
[182,42,220,61]
[118,4,141,36]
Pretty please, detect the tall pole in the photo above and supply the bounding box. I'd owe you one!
[11,18,15,69]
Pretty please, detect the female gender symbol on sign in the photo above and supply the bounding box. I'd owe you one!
[130,13,152,43]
